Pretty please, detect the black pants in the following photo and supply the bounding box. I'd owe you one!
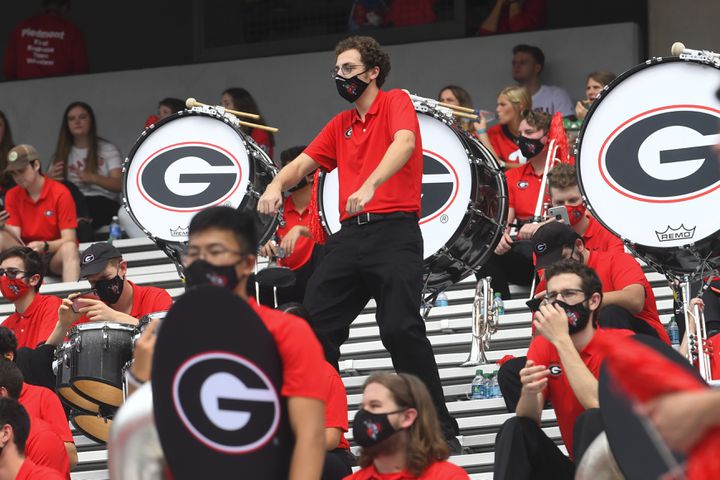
[476,241,534,300]
[304,218,459,439]
[85,195,120,229]
[322,448,353,480]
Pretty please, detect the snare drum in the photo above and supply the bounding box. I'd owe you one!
[577,56,720,279]
[318,96,507,293]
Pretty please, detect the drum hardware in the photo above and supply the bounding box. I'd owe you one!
[671,41,720,67]
[462,276,499,366]
[255,212,296,306]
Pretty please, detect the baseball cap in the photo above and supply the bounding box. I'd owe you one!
[5,145,39,173]
[79,243,122,278]
[532,222,581,270]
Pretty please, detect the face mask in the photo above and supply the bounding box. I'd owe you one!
[518,136,545,159]
[565,203,587,226]
[554,299,592,334]
[0,276,30,301]
[335,72,369,103]
[184,259,241,291]
[352,408,405,448]
[95,275,124,305]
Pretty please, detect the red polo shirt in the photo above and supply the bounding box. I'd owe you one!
[15,458,65,480]
[527,328,634,458]
[581,217,624,254]
[250,300,326,401]
[324,361,349,450]
[251,129,274,160]
[344,460,469,479]
[5,177,77,243]
[72,281,173,328]
[506,162,548,221]
[26,416,70,478]
[304,89,422,222]
[19,383,73,443]
[2,294,62,349]
[487,124,525,167]
[277,195,315,271]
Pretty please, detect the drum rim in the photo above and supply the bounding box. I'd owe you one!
[70,375,125,407]
[69,321,138,334]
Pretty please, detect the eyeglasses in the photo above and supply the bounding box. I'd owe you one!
[0,268,26,280]
[331,63,366,77]
[181,246,246,263]
[544,288,586,303]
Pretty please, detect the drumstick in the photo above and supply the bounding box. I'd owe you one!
[452,110,479,120]
[436,101,476,114]
[185,98,260,120]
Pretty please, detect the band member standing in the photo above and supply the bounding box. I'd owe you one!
[258,35,460,449]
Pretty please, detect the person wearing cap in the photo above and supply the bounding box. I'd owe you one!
[494,259,632,479]
[1,144,79,283]
[45,242,173,346]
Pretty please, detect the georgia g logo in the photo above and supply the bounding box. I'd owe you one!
[600,106,720,202]
[138,143,242,212]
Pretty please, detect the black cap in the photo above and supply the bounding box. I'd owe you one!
[79,243,122,278]
[532,222,581,269]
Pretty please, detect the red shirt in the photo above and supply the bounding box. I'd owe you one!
[25,416,70,478]
[15,458,65,480]
[581,217,624,254]
[277,195,315,270]
[344,460,469,479]
[384,0,437,26]
[305,89,422,222]
[527,328,634,457]
[3,294,62,349]
[250,300,326,401]
[487,124,525,167]
[506,162,548,220]
[19,383,73,443]
[3,13,88,80]
[72,281,173,328]
[477,0,547,35]
[323,362,349,450]
[6,177,77,243]
[251,129,274,160]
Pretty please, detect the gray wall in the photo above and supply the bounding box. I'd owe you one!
[0,22,638,166]
[648,0,720,57]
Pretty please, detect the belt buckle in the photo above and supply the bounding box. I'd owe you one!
[357,213,370,225]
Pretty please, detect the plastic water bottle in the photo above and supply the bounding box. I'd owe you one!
[435,292,449,307]
[470,369,486,399]
[489,372,501,398]
[667,315,680,349]
[108,216,122,244]
[493,292,505,315]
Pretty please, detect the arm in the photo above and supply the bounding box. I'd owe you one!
[515,358,547,424]
[325,427,343,451]
[82,168,122,193]
[65,442,78,469]
[602,284,645,315]
[279,225,311,256]
[47,228,77,253]
[508,0,547,32]
[495,207,516,255]
[287,397,325,480]
[46,296,83,346]
[479,0,507,33]
[258,154,320,214]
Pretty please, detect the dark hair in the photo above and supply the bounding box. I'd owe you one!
[158,97,185,114]
[0,247,45,292]
[221,88,275,146]
[513,44,545,71]
[188,207,258,254]
[521,108,551,134]
[0,397,30,454]
[587,70,617,88]
[0,328,17,359]
[278,302,311,322]
[545,259,604,323]
[548,163,578,191]
[53,101,101,177]
[335,36,391,88]
[0,111,15,175]
[279,146,307,169]
[437,85,473,109]
[0,360,23,400]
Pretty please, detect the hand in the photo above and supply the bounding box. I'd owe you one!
[58,295,84,331]
[258,184,283,215]
[76,298,121,322]
[26,241,45,253]
[689,297,705,312]
[48,162,65,181]
[0,211,9,228]
[495,231,513,255]
[473,112,488,134]
[130,319,159,383]
[518,222,542,241]
[76,169,96,185]
[346,182,376,215]
[643,390,717,453]
[520,359,549,395]
[280,226,305,256]
[575,101,588,120]
[533,302,571,346]
[259,241,278,258]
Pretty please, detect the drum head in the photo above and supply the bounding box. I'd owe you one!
[73,410,116,444]
[578,57,720,276]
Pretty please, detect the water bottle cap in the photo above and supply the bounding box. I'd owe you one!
[476,369,484,375]
[494,292,502,298]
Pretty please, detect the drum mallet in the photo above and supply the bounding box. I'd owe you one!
[185,98,280,133]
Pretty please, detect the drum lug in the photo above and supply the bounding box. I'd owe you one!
[74,336,81,353]
[103,325,110,350]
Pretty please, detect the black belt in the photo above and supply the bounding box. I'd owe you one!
[341,211,417,226]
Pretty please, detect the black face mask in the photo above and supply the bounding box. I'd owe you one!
[554,299,592,334]
[95,275,124,305]
[518,135,545,159]
[352,408,405,448]
[184,260,241,291]
[335,72,369,103]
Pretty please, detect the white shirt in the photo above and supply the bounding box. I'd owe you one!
[532,84,574,117]
[67,139,122,201]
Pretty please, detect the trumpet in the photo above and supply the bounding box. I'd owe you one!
[683,280,714,381]
[462,277,499,366]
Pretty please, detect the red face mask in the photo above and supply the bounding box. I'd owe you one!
[565,203,587,226]
[0,276,30,301]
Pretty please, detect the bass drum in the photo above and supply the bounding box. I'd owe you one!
[123,109,279,266]
[318,98,507,293]
[577,55,720,279]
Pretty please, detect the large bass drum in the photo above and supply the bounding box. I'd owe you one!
[577,55,720,279]
[318,96,507,294]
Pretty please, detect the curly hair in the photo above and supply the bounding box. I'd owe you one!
[521,108,551,133]
[335,36,391,87]
[358,373,449,476]
[547,163,578,191]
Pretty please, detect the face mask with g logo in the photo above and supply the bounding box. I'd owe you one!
[352,408,405,448]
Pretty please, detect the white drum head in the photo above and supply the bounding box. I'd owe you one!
[579,58,720,248]
[125,114,250,244]
[320,112,472,259]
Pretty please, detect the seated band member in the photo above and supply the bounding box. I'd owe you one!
[494,260,632,479]
[0,247,62,349]
[183,206,327,480]
[346,372,469,480]
[0,398,64,480]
